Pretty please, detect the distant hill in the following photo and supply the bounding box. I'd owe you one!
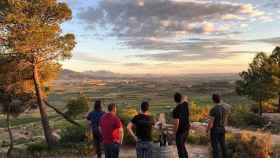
[58,69,239,82]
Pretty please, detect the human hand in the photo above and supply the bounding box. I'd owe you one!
[133,136,138,142]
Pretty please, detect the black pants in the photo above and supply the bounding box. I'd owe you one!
[176,131,188,158]
[210,132,227,158]
[104,143,120,158]
[93,131,102,158]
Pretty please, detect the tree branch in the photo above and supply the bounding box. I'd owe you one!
[43,99,82,127]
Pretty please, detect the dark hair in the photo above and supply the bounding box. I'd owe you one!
[108,103,116,112]
[94,100,102,111]
[174,92,183,103]
[140,101,149,112]
[212,94,221,103]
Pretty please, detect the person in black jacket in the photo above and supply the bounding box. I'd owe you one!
[172,92,190,158]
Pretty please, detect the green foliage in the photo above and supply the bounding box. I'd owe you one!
[226,131,272,158]
[236,52,277,115]
[228,105,266,128]
[187,132,209,145]
[60,124,86,144]
[25,143,93,158]
[65,94,89,119]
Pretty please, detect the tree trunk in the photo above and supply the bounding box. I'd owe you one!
[32,65,55,147]
[259,99,263,116]
[6,105,13,158]
[278,92,280,113]
[43,100,82,127]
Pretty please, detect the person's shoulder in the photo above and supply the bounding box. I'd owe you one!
[132,114,141,120]
[101,112,109,119]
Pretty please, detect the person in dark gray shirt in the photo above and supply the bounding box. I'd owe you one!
[207,94,228,158]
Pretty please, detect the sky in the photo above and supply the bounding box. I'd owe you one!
[60,0,280,75]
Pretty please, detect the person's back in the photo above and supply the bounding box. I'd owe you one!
[172,93,190,158]
[210,105,226,133]
[207,94,228,158]
[100,103,123,158]
[87,110,105,132]
[173,101,190,134]
[86,100,105,158]
[127,101,154,158]
[132,114,154,141]
[100,112,122,144]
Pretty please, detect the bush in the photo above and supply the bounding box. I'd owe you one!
[187,131,209,145]
[228,105,267,128]
[190,102,209,122]
[60,124,86,144]
[251,101,278,113]
[226,131,272,158]
[65,94,89,119]
[25,143,93,158]
[118,107,138,145]
[273,145,280,158]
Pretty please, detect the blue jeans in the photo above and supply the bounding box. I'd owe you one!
[136,141,152,158]
[104,143,120,158]
[210,132,227,158]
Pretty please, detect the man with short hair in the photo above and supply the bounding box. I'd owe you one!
[172,92,190,158]
[127,101,154,158]
[87,100,105,158]
[207,94,228,158]
[100,103,123,158]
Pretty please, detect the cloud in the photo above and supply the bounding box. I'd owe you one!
[125,38,254,61]
[249,37,280,45]
[72,52,117,64]
[76,0,274,64]
[78,0,265,38]
[123,62,146,67]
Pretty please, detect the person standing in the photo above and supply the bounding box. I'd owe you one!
[87,100,105,158]
[172,92,190,158]
[100,103,124,158]
[127,101,154,158]
[206,94,228,158]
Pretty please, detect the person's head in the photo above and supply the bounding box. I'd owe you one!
[174,92,183,103]
[94,100,102,111]
[140,101,149,113]
[108,103,117,113]
[212,94,221,104]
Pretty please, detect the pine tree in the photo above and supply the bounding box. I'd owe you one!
[0,0,76,146]
[236,53,276,116]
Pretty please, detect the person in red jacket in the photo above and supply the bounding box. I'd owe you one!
[100,103,123,158]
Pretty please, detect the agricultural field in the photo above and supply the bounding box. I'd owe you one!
[1,76,279,157]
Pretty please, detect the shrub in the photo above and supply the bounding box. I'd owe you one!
[119,107,138,145]
[190,102,209,122]
[228,105,267,128]
[273,145,280,158]
[187,131,209,145]
[251,101,278,113]
[65,94,89,119]
[226,131,272,158]
[60,124,86,144]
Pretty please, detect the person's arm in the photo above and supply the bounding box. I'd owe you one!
[206,116,214,133]
[86,113,92,128]
[206,108,215,133]
[172,107,179,134]
[174,119,179,133]
[119,127,124,144]
[127,122,138,142]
